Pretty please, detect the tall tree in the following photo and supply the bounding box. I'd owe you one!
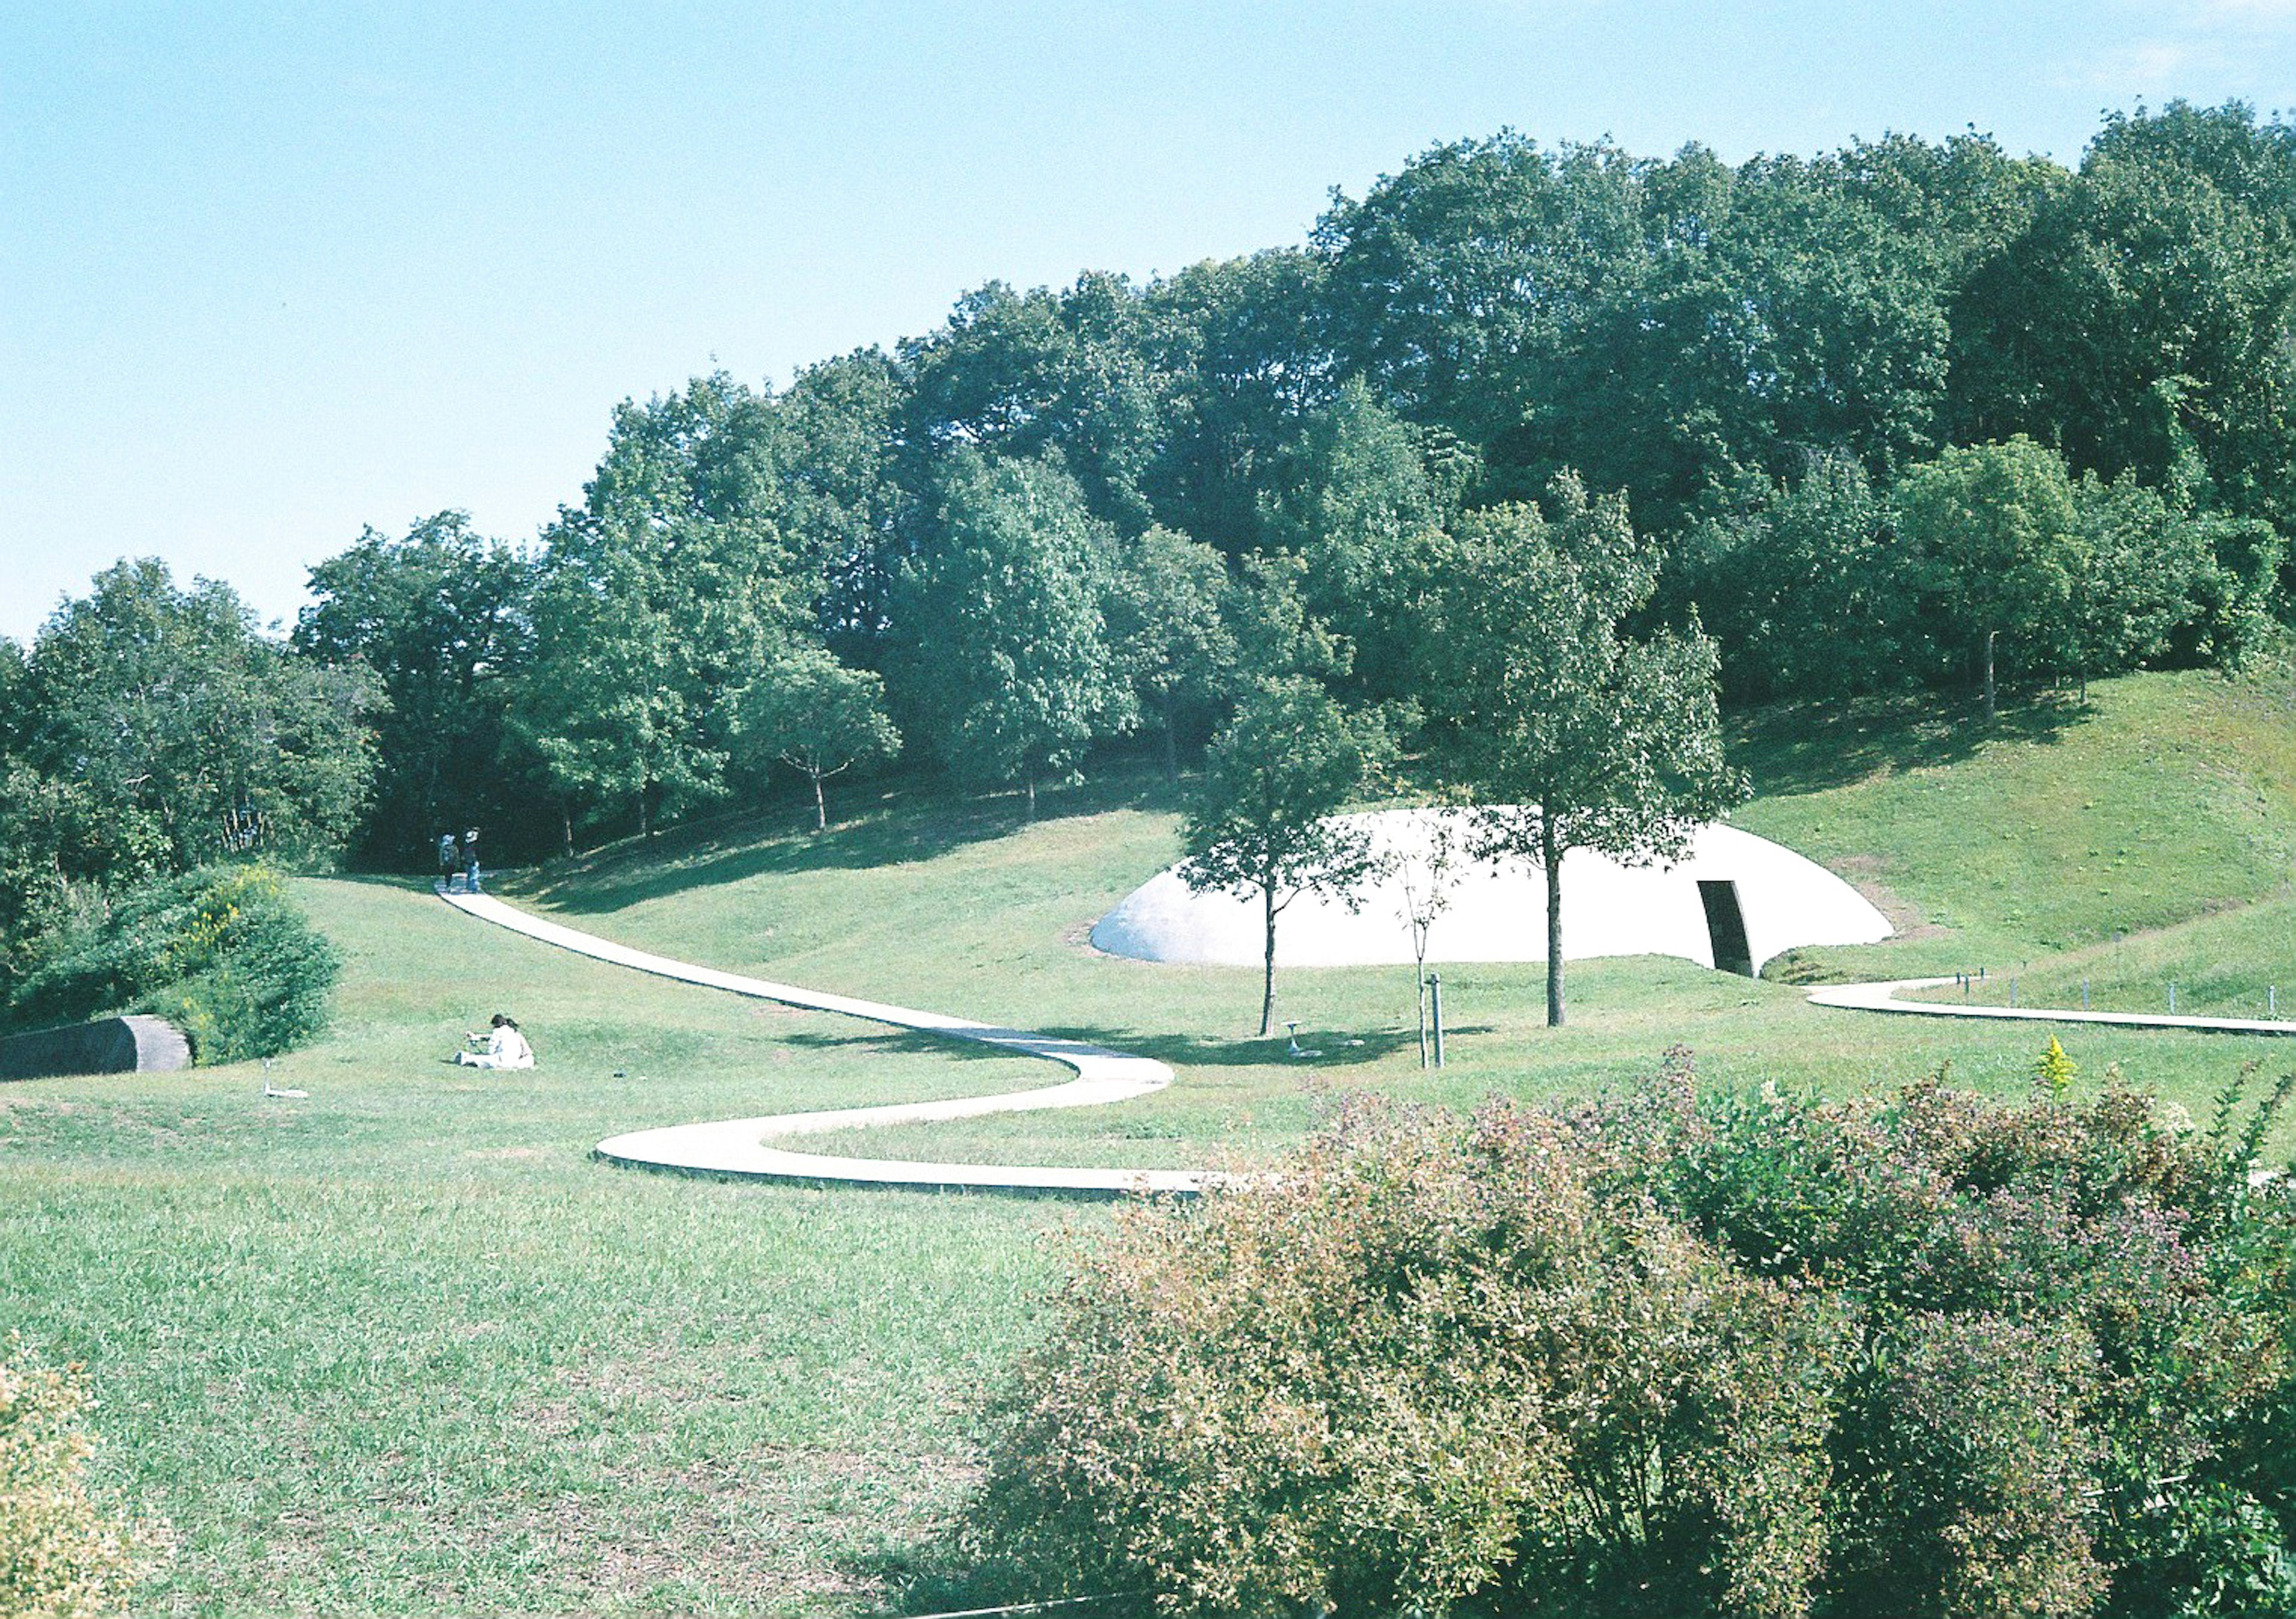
[1107,526,1234,782]
[512,376,799,844]
[294,512,532,864]
[1425,479,1745,1027]
[1895,436,2081,720]
[900,273,1172,533]
[1260,379,1469,705]
[1952,103,2296,524]
[1180,676,1393,1037]
[889,452,1135,814]
[777,348,917,652]
[1141,249,1338,551]
[1677,454,1919,702]
[21,560,377,876]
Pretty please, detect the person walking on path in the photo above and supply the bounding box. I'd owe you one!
[462,827,483,894]
[451,1013,534,1069]
[438,831,460,891]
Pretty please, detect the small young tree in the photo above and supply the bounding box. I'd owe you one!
[1425,477,1745,1027]
[736,644,900,831]
[1393,811,1461,1067]
[1181,677,1391,1037]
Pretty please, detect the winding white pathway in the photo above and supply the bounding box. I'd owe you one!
[439,891,1213,1196]
[442,891,2291,1198]
[1808,976,2296,1037]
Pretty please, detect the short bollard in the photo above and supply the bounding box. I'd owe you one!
[2169,982,2178,1015]
[2010,977,2017,1009]
[2082,977,2090,1011]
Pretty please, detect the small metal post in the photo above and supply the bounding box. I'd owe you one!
[2082,978,2090,1012]
[1428,973,1445,1068]
[2169,982,2178,1015]
[2272,985,2279,1017]
[2010,977,2017,1009]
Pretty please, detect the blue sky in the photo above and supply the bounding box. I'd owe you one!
[5,1,2295,644]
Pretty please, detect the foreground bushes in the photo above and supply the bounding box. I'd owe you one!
[7,865,339,1065]
[969,1055,2296,1617]
[0,1342,135,1616]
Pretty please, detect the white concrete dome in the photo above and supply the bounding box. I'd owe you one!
[1090,808,1890,972]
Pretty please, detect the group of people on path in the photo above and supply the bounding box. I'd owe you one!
[436,827,482,893]
[430,827,529,1068]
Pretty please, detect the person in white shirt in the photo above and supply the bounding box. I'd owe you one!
[452,1013,535,1070]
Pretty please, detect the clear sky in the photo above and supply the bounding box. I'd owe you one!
[5,1,2294,645]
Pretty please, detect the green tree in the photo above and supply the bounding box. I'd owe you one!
[1260,378,1468,705]
[1951,103,2296,526]
[734,644,900,832]
[1678,454,1919,702]
[512,376,798,844]
[294,512,532,865]
[1141,248,1338,552]
[1425,478,1745,1027]
[22,559,377,875]
[889,452,1134,814]
[1180,676,1392,1037]
[900,273,1172,533]
[1107,525,1233,782]
[1895,436,2081,719]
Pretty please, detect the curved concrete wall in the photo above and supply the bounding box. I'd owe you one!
[0,1015,191,1081]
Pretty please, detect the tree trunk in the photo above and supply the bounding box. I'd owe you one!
[561,801,574,860]
[638,787,651,840]
[1415,958,1430,1068]
[1543,814,1565,1028]
[810,771,827,833]
[1161,691,1180,784]
[1259,886,1278,1038]
[1983,628,1997,723]
[1024,770,1037,818]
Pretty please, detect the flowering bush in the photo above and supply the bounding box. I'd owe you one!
[966,1052,2296,1618]
[0,1341,135,1616]
[7,864,338,1064]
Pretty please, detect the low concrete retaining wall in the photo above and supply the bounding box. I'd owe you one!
[0,1015,192,1081]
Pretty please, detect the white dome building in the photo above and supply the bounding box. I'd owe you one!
[1091,808,1889,974]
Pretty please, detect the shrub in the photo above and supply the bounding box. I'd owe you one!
[0,1340,135,1617]
[7,864,339,1065]
[966,1055,2296,1618]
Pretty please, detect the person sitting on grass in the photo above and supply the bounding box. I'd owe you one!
[450,1013,534,1070]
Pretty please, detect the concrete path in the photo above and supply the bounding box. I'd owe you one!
[1809,976,2296,1037]
[438,891,1213,1196]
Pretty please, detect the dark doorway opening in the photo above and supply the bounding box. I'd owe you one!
[1698,879,1754,977]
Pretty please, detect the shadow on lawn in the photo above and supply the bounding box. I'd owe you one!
[1034,1022,1492,1071]
[512,765,1180,917]
[787,1020,1483,1074]
[1731,688,2089,798]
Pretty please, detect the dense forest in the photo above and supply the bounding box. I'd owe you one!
[4,102,2294,1012]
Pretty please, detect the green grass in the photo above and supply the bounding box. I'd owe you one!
[7,661,2296,1614]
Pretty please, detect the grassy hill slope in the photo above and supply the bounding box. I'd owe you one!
[3,661,2292,1615]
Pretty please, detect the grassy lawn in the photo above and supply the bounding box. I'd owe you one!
[5,661,2295,1614]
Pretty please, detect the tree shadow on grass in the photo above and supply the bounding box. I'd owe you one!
[511,765,1180,917]
[1034,1022,1492,1071]
[1730,688,2090,799]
